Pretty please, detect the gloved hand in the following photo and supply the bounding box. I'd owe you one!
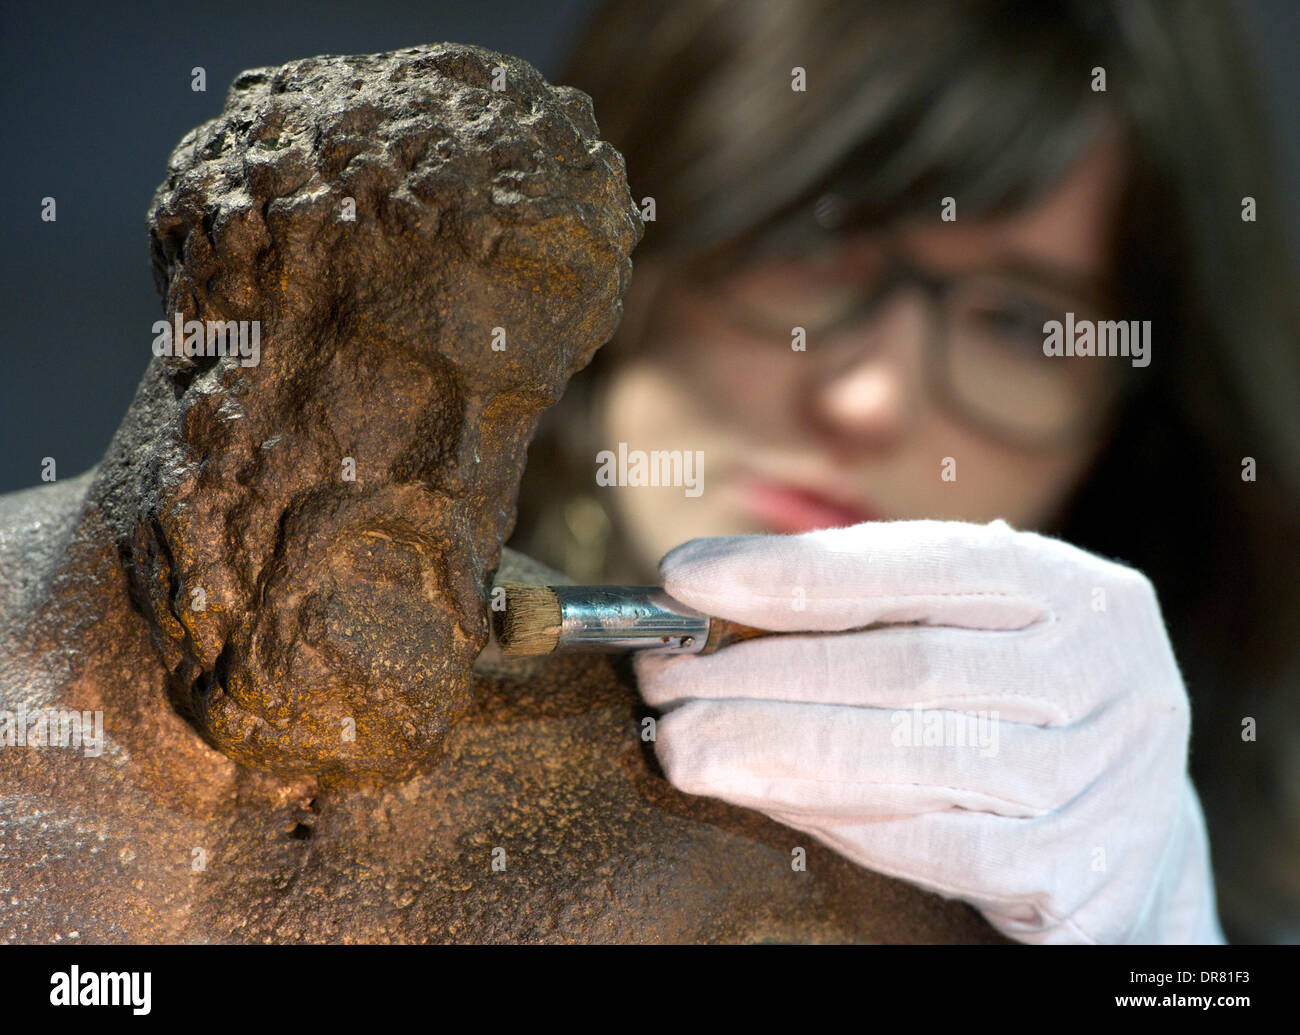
[634,518,1224,944]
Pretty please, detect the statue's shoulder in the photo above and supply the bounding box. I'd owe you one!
[0,469,96,631]
[0,470,98,711]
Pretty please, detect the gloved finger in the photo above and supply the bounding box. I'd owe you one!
[636,623,1078,724]
[804,771,1187,944]
[786,809,1096,940]
[654,697,1114,820]
[790,768,1216,944]
[658,518,1100,632]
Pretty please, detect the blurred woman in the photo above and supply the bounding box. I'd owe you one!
[510,0,1300,943]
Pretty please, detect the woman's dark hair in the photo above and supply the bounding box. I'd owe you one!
[511,0,1300,941]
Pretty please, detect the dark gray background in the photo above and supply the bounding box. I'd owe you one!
[1,0,1295,494]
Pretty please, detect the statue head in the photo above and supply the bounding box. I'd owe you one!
[110,43,639,786]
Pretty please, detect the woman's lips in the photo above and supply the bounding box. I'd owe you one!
[741,478,883,533]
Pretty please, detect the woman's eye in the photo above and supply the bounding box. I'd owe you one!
[962,299,1055,347]
[722,284,863,335]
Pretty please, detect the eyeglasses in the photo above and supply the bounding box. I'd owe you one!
[682,237,1131,449]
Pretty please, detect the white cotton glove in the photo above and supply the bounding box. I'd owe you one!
[634,518,1224,944]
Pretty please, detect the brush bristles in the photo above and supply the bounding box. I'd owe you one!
[495,583,563,655]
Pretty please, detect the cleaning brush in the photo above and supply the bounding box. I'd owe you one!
[492,583,771,656]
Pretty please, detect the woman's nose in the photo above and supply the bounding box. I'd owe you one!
[803,295,927,448]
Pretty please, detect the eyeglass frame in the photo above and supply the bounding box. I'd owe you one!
[673,236,1140,451]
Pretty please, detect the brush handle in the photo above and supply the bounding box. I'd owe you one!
[552,585,712,652]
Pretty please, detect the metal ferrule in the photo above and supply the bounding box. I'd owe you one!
[553,586,710,653]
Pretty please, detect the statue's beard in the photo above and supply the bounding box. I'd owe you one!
[154,479,489,787]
